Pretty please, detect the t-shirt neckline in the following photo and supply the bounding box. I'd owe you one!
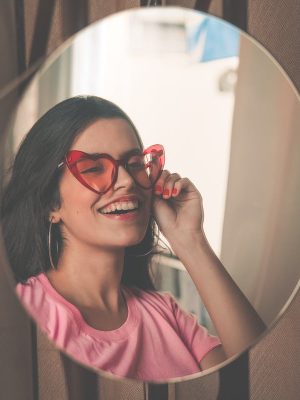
[37,272,139,341]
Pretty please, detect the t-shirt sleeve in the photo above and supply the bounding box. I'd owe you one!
[165,292,222,364]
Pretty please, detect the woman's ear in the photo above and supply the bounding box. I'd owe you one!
[49,212,61,224]
[49,199,62,223]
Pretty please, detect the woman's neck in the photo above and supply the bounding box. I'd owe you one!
[46,243,125,312]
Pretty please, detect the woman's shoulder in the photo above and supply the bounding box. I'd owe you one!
[125,285,172,299]
[16,273,46,302]
[15,272,74,319]
[124,286,177,313]
[15,273,53,325]
[126,286,204,325]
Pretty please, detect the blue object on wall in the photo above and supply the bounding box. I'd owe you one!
[187,17,240,62]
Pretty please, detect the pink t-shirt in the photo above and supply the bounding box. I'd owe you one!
[16,273,221,381]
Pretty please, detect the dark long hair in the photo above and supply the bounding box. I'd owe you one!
[1,96,157,290]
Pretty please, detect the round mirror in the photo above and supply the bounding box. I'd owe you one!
[1,7,299,383]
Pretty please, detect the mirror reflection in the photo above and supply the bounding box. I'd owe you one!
[1,7,299,383]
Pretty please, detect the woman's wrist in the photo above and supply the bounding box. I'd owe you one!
[167,229,212,262]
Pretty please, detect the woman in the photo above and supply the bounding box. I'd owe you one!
[1,96,265,381]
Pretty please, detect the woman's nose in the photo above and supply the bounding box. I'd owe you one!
[114,165,136,190]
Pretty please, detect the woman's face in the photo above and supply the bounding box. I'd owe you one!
[52,118,152,252]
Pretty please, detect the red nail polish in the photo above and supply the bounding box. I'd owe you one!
[163,189,169,196]
[172,188,177,195]
[155,185,162,193]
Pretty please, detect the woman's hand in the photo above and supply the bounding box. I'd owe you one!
[151,170,205,244]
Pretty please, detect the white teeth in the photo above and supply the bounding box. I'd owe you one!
[122,203,128,210]
[99,201,139,214]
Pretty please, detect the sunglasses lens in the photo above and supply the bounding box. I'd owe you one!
[128,146,163,189]
[76,157,114,193]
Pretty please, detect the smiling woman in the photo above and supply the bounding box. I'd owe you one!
[0,94,266,382]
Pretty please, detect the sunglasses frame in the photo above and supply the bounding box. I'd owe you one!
[58,144,165,195]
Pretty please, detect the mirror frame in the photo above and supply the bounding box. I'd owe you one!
[0,2,299,399]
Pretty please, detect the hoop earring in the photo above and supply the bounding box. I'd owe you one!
[134,247,155,258]
[48,220,58,269]
[134,234,172,258]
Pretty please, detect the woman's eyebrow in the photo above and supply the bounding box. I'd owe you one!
[121,148,143,158]
[87,148,142,158]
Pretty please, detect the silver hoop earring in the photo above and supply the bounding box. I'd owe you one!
[134,247,155,258]
[48,220,58,269]
[134,234,172,258]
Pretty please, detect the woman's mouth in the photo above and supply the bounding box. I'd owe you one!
[97,200,141,220]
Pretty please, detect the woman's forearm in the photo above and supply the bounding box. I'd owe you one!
[169,231,266,358]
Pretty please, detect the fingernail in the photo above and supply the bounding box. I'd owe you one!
[172,188,177,195]
[155,184,162,193]
[163,189,169,196]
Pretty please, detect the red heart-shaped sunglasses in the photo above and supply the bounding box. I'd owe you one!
[58,144,165,195]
